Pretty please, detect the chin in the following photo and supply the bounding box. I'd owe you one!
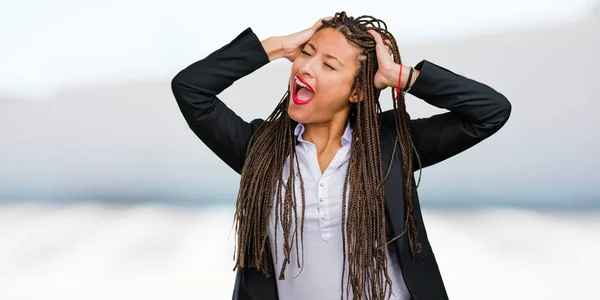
[287,107,307,124]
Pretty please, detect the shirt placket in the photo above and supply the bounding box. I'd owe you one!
[317,174,331,241]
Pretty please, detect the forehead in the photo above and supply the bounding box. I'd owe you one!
[308,27,361,65]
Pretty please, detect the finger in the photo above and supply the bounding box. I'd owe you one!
[383,39,393,56]
[313,16,333,30]
[385,45,394,55]
[368,30,392,60]
[386,44,392,55]
[384,39,392,49]
[367,29,383,44]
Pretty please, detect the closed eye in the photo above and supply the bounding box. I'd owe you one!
[324,63,335,70]
[301,50,311,56]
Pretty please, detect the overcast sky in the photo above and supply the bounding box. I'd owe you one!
[0,0,595,99]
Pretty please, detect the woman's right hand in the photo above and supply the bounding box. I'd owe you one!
[261,17,331,62]
[279,17,331,61]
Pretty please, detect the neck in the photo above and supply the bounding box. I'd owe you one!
[301,116,348,152]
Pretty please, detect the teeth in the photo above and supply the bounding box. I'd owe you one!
[295,77,311,90]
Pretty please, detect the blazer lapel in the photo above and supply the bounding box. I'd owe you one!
[379,125,407,257]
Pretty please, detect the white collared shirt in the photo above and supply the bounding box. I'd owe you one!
[267,121,411,300]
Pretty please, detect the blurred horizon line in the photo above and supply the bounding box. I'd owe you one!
[1,194,599,211]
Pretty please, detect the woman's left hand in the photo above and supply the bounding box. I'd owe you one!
[367,29,398,90]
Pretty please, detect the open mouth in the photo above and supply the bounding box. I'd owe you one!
[291,76,315,105]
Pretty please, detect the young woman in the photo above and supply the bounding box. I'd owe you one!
[171,11,511,300]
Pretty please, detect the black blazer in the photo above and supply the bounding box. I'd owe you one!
[171,27,511,300]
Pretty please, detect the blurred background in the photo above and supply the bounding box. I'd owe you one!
[1,0,599,299]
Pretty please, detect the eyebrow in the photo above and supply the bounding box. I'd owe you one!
[306,43,344,67]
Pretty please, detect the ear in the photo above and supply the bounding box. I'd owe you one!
[349,86,364,103]
[349,61,367,103]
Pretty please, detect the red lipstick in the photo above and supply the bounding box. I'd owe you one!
[292,76,315,105]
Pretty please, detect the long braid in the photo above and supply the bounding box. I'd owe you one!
[233,11,422,300]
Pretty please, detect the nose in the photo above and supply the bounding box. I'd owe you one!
[298,57,316,77]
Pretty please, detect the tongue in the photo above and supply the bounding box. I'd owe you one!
[297,87,315,101]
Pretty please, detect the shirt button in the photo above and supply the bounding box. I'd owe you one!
[320,182,324,187]
[319,198,324,203]
[322,214,326,220]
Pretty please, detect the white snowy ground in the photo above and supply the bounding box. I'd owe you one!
[1,204,598,300]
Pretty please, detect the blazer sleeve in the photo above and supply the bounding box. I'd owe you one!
[170,27,269,174]
[387,60,512,170]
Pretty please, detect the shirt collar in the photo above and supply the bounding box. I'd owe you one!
[294,121,352,146]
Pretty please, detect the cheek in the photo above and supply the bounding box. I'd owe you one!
[288,64,298,83]
[290,62,300,73]
[317,78,354,108]
[318,90,347,111]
